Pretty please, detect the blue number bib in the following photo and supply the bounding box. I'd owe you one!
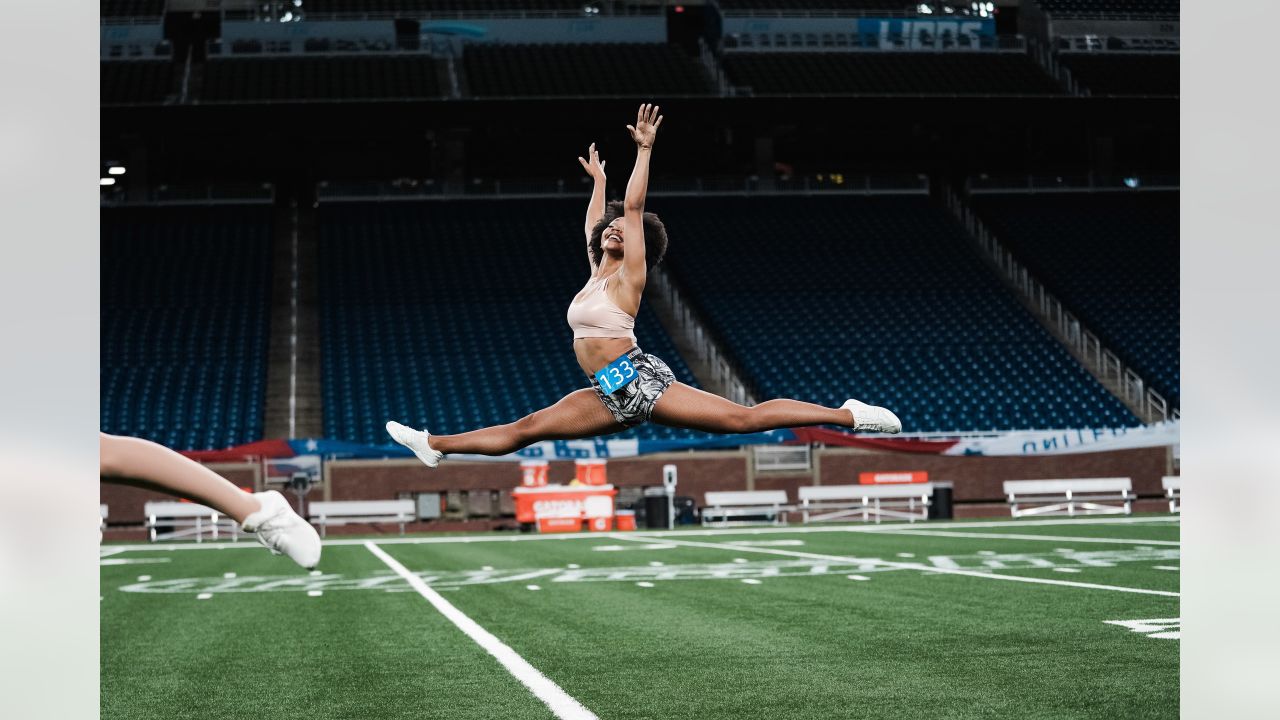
[595,353,639,395]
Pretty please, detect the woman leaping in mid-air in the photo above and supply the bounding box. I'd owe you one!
[387,104,900,466]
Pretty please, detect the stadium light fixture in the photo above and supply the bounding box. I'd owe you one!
[293,0,302,5]
[108,166,126,175]
[100,177,116,186]
[1124,177,1141,188]
[281,11,293,22]
[918,4,933,14]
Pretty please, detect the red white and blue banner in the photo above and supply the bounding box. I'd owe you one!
[179,421,1178,463]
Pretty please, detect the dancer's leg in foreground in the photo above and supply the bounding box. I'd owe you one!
[100,433,321,568]
[387,389,625,463]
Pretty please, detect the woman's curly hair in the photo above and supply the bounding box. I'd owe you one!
[588,200,668,270]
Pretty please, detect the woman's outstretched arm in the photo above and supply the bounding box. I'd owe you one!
[620,103,663,287]
[577,142,607,268]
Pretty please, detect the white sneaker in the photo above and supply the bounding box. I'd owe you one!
[386,420,444,468]
[241,490,322,570]
[841,399,902,434]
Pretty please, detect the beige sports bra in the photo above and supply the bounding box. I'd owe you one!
[567,274,636,341]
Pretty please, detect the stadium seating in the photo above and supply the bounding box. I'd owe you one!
[101,206,273,450]
[971,191,1178,406]
[201,56,444,102]
[721,52,1061,95]
[463,43,713,97]
[1034,0,1179,17]
[100,60,172,105]
[101,0,165,19]
[1059,53,1179,96]
[655,195,1140,432]
[300,0,586,13]
[717,1,916,10]
[316,199,704,445]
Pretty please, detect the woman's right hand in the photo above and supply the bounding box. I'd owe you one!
[626,103,663,149]
[577,142,606,181]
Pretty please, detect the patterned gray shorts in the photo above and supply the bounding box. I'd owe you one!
[591,347,677,427]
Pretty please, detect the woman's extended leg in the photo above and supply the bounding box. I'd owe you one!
[650,383,855,434]
[100,432,321,568]
[427,389,625,455]
[100,432,260,521]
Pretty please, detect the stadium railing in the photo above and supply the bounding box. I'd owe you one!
[308,500,416,537]
[144,501,241,542]
[1161,476,1180,513]
[1003,478,1133,518]
[798,484,933,524]
[701,491,791,527]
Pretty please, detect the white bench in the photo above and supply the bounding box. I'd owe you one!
[1003,478,1133,518]
[308,499,415,537]
[1162,476,1180,513]
[701,491,790,527]
[144,501,240,543]
[799,483,933,524]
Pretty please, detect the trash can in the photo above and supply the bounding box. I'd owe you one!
[929,481,954,520]
[672,496,697,525]
[643,487,669,529]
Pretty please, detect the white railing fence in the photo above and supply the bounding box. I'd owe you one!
[649,269,756,407]
[944,187,1175,424]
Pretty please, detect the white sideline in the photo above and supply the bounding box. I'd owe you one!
[363,542,598,720]
[614,534,1180,598]
[101,516,1179,554]
[874,529,1180,546]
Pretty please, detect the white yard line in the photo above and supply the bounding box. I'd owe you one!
[364,542,598,720]
[872,529,1180,546]
[101,516,1179,554]
[613,534,1180,598]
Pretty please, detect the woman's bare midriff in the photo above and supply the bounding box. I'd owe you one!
[574,337,637,377]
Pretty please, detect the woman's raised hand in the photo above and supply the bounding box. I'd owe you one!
[577,142,606,181]
[626,103,663,149]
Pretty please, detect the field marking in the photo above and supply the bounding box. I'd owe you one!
[615,534,1180,598]
[875,529,1180,546]
[99,516,1178,554]
[364,542,598,720]
[99,557,171,566]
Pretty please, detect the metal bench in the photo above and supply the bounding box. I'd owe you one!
[308,499,415,537]
[1162,476,1180,513]
[1002,478,1133,518]
[144,501,240,543]
[701,490,790,527]
[799,483,933,524]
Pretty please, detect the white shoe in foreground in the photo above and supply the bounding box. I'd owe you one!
[841,399,902,434]
[386,420,444,468]
[241,490,322,570]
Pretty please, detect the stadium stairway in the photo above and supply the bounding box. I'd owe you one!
[262,197,324,440]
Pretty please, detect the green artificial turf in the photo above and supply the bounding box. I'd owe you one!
[101,517,1179,719]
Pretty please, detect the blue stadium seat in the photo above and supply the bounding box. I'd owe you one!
[101,206,272,450]
[655,195,1140,432]
[317,199,705,445]
[972,190,1179,406]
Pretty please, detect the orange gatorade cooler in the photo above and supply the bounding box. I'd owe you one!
[615,509,637,531]
[521,460,550,487]
[586,516,614,532]
[575,459,608,486]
